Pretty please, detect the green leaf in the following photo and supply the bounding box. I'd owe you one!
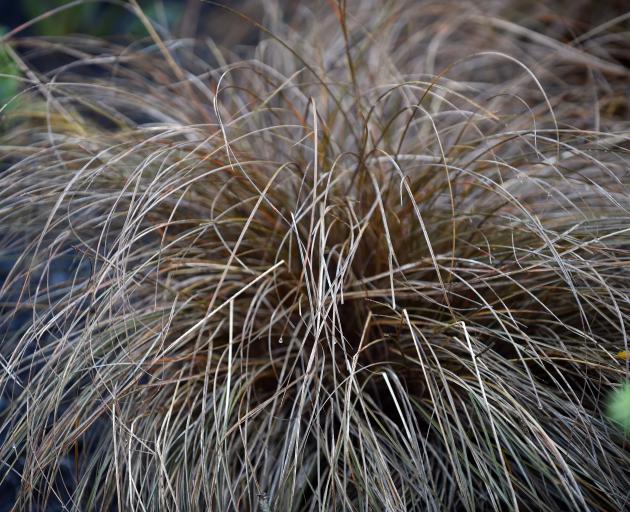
[607,383,630,435]
[0,27,20,105]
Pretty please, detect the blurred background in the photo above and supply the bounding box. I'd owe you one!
[0,0,265,40]
[0,0,268,103]
[2,0,628,40]
[1,0,187,37]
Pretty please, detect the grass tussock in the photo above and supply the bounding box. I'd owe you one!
[0,1,629,510]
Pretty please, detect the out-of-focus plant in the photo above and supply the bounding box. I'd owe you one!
[609,356,630,435]
[18,0,185,37]
[20,0,103,37]
[608,383,630,435]
[0,27,19,107]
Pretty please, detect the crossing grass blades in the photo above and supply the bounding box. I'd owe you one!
[0,0,629,510]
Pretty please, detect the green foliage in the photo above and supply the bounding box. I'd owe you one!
[19,0,184,37]
[21,0,102,36]
[0,27,19,106]
[608,383,630,435]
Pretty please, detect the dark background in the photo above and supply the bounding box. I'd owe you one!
[0,0,264,41]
